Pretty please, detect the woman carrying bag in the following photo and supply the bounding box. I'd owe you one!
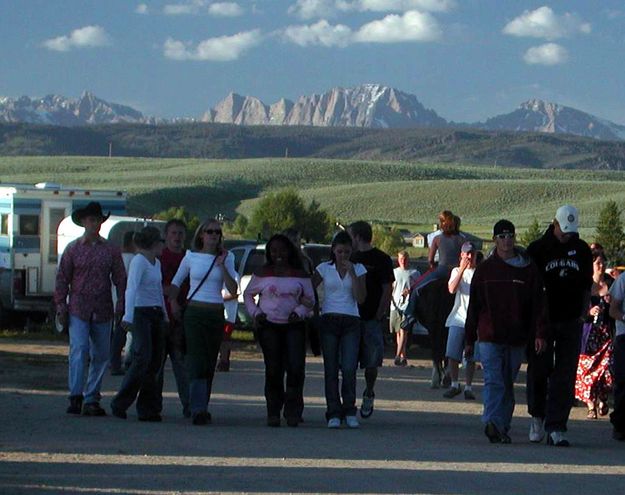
[169,219,238,425]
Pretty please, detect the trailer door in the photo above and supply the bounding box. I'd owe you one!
[41,202,70,293]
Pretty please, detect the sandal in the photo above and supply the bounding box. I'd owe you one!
[587,408,598,419]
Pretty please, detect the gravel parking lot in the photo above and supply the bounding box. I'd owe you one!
[1,339,623,494]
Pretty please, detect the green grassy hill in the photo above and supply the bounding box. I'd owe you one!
[2,156,624,239]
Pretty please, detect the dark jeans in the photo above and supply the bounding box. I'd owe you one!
[109,317,127,372]
[611,335,625,433]
[111,307,165,416]
[157,320,190,416]
[527,319,582,432]
[257,320,306,420]
[319,314,361,420]
[184,305,224,415]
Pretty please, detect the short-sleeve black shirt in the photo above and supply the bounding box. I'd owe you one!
[351,247,395,320]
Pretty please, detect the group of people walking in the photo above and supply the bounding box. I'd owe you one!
[55,201,625,444]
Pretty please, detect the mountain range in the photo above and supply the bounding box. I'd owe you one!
[1,85,625,141]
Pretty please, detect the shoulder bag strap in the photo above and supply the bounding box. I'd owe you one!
[186,256,218,303]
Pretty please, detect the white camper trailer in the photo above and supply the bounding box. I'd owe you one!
[0,182,126,321]
[57,215,166,260]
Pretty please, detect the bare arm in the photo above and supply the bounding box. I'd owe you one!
[376,282,392,321]
[352,273,367,305]
[448,264,467,294]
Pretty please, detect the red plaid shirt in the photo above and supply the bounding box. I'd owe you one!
[54,235,126,323]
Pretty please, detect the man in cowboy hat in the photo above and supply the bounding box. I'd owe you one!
[55,201,126,416]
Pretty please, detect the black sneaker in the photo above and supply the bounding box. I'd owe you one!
[360,391,375,419]
[110,405,127,419]
[464,389,476,400]
[66,395,83,415]
[82,402,106,417]
[394,356,402,366]
[443,386,462,399]
[138,414,162,422]
[484,421,508,444]
[192,412,212,425]
[267,416,281,427]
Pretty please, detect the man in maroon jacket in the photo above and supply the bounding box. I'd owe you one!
[157,219,190,418]
[465,219,547,444]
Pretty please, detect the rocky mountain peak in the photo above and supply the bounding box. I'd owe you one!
[202,84,447,129]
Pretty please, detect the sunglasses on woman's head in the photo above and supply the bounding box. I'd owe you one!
[495,233,514,239]
[204,228,222,235]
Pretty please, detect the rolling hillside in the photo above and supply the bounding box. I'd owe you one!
[1,156,624,239]
[2,123,625,170]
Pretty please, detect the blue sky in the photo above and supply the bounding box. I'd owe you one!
[1,1,624,123]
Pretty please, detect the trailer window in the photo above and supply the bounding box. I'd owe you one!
[0,214,8,235]
[19,215,40,236]
[48,208,66,262]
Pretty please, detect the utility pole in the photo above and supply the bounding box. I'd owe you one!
[108,141,113,158]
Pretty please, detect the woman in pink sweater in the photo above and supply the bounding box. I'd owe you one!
[244,234,315,427]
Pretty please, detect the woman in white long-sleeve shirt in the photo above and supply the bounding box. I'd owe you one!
[169,218,238,426]
[111,227,167,421]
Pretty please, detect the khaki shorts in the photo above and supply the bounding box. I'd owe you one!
[389,310,406,333]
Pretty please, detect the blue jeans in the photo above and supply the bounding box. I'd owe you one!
[479,342,525,433]
[68,315,112,404]
[320,314,361,419]
[111,307,166,416]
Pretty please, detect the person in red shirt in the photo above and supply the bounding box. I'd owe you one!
[158,219,191,418]
[55,202,126,416]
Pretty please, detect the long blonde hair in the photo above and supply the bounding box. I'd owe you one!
[191,218,223,253]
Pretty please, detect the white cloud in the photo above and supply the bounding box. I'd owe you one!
[163,29,262,61]
[356,0,455,13]
[208,2,244,17]
[503,6,591,40]
[163,0,206,15]
[42,25,111,52]
[164,0,244,16]
[288,0,338,20]
[523,43,568,65]
[354,10,442,42]
[288,0,454,19]
[135,3,149,14]
[283,20,353,47]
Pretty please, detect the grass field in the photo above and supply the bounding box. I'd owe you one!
[2,155,625,239]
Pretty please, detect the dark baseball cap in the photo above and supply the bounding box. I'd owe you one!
[493,219,515,237]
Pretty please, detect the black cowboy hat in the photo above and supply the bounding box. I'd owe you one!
[71,201,111,226]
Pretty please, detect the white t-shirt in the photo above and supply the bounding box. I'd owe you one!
[316,261,367,317]
[172,251,237,304]
[391,267,419,312]
[609,275,625,337]
[444,266,475,328]
[123,254,167,324]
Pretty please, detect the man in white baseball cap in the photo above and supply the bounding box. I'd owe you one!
[555,205,579,234]
[526,204,593,447]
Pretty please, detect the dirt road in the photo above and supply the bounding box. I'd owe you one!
[1,339,624,494]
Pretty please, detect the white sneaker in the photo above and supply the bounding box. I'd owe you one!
[345,415,360,429]
[529,417,545,443]
[327,417,341,429]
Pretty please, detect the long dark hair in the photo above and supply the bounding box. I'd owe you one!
[265,234,303,269]
[329,231,353,265]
